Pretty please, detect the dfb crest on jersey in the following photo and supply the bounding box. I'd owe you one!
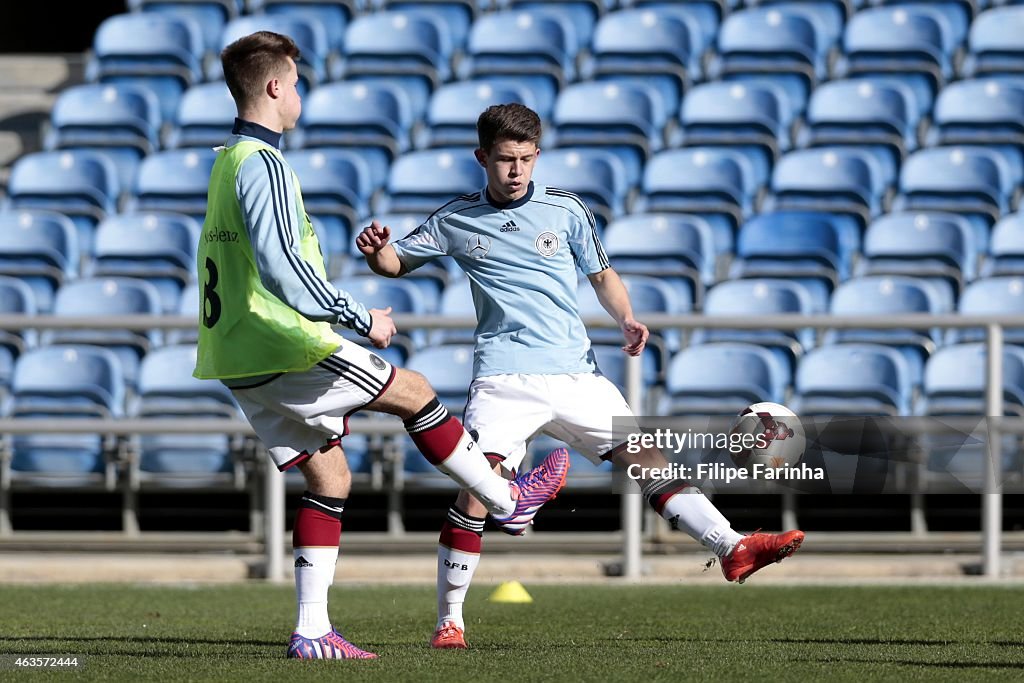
[466,234,491,259]
[535,231,559,257]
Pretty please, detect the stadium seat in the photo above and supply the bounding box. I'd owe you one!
[419,80,538,149]
[338,11,453,118]
[8,345,124,488]
[588,343,660,402]
[5,151,120,255]
[894,146,1016,237]
[347,213,456,300]
[552,81,666,187]
[44,83,161,192]
[376,148,484,214]
[583,7,702,117]
[165,81,236,149]
[857,212,977,295]
[766,147,890,228]
[85,212,200,313]
[676,81,792,164]
[250,0,356,51]
[798,78,921,161]
[729,211,860,293]
[793,344,912,416]
[636,147,764,250]
[126,148,218,219]
[952,276,1024,345]
[659,342,789,416]
[985,212,1024,276]
[534,148,629,231]
[0,276,38,357]
[690,278,819,376]
[927,78,1024,147]
[127,0,240,53]
[215,15,329,87]
[167,282,200,346]
[921,342,1024,416]
[383,0,474,49]
[41,278,163,389]
[825,275,954,386]
[87,13,205,121]
[130,344,245,489]
[602,214,712,306]
[430,279,476,346]
[331,275,430,354]
[0,210,79,314]
[961,5,1024,77]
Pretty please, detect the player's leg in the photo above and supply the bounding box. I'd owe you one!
[550,373,803,583]
[432,374,566,649]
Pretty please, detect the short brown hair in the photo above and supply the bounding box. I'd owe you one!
[221,31,300,108]
[477,103,542,152]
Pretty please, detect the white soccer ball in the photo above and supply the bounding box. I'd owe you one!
[729,402,806,471]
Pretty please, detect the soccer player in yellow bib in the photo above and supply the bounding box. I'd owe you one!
[194,32,569,660]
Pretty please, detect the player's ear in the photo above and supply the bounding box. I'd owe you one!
[474,148,487,167]
[266,77,279,100]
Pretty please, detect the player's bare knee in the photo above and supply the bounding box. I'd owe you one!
[297,446,352,498]
[367,368,436,419]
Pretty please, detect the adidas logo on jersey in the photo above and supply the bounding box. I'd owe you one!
[294,556,313,568]
[500,220,519,232]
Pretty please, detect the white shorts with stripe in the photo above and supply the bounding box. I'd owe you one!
[463,372,638,473]
[229,343,396,471]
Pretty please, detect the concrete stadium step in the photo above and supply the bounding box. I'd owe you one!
[0,55,81,92]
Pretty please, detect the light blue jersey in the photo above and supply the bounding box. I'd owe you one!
[391,182,610,377]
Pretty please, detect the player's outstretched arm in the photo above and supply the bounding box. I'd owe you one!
[587,268,649,356]
[357,220,407,278]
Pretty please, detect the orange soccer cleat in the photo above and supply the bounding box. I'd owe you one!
[720,530,805,584]
[430,621,468,649]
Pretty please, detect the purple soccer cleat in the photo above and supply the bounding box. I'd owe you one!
[493,447,570,535]
[287,628,378,659]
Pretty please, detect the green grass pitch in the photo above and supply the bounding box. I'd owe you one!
[1,583,1023,681]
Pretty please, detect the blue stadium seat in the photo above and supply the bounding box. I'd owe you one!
[45,83,161,192]
[588,343,660,400]
[986,212,1024,276]
[127,0,240,53]
[711,5,832,97]
[799,78,921,161]
[921,342,1024,416]
[552,81,666,186]
[584,7,701,117]
[838,5,959,98]
[0,210,79,314]
[952,276,1024,344]
[420,79,538,150]
[0,276,38,357]
[895,146,1016,235]
[793,344,912,416]
[338,11,453,117]
[250,0,357,51]
[377,148,484,214]
[87,13,204,121]
[622,0,722,48]
[165,81,236,149]
[6,151,120,254]
[962,6,1024,78]
[331,275,430,354]
[167,282,200,346]
[430,279,476,346]
[127,148,218,219]
[659,342,788,416]
[215,15,329,87]
[730,211,860,292]
[41,278,163,389]
[85,212,200,314]
[677,81,792,164]
[383,0,474,49]
[928,78,1024,147]
[602,214,712,305]
[690,278,818,375]
[131,344,244,487]
[825,275,954,386]
[857,212,977,294]
[286,148,376,252]
[636,147,763,250]
[534,148,629,231]
[347,213,457,300]
[766,147,890,228]
[9,345,124,487]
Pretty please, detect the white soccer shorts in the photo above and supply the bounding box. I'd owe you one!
[230,343,396,471]
[463,372,638,473]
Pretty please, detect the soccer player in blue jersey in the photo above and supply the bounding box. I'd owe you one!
[358,104,804,649]
[200,37,568,660]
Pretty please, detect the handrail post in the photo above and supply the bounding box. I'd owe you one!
[984,324,1003,578]
[621,353,643,580]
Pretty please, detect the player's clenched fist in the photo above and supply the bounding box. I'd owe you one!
[356,220,391,255]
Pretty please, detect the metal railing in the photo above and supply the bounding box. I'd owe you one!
[0,313,1020,580]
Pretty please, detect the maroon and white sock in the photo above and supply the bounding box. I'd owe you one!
[436,505,485,631]
[405,398,514,516]
[293,491,345,638]
[641,478,742,557]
